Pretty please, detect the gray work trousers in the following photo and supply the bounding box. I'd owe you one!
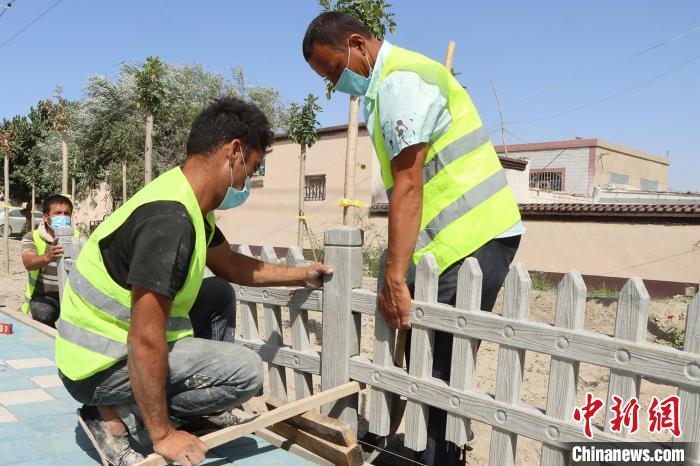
[60,277,263,445]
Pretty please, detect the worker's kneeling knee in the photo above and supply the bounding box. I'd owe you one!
[235,349,264,398]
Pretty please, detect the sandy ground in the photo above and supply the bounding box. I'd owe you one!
[0,237,691,465]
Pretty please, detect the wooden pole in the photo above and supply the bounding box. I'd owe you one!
[444,40,456,72]
[61,131,69,195]
[30,183,35,232]
[4,153,9,275]
[297,143,306,248]
[121,159,127,205]
[144,113,154,184]
[342,96,360,225]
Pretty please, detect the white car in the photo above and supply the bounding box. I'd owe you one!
[0,207,43,237]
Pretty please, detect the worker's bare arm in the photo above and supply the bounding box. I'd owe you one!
[128,285,208,464]
[206,243,332,289]
[22,241,63,271]
[380,142,428,329]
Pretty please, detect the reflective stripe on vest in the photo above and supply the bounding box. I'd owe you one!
[370,46,521,273]
[56,318,127,360]
[415,170,509,250]
[69,266,192,332]
[423,125,490,185]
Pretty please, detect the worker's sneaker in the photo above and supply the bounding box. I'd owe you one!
[181,408,258,434]
[77,406,145,466]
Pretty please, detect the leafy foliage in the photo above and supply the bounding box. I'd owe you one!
[286,94,322,148]
[4,59,289,206]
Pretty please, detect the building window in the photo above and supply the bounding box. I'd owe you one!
[641,178,659,191]
[305,175,326,201]
[529,171,563,191]
[609,172,629,185]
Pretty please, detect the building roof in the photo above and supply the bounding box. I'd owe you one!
[493,138,669,166]
[274,123,528,171]
[369,202,700,223]
[519,203,700,222]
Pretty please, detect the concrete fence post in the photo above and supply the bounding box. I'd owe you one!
[321,225,363,436]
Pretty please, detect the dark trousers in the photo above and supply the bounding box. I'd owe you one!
[407,235,520,466]
[30,293,61,328]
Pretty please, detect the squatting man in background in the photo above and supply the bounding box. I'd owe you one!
[55,97,333,466]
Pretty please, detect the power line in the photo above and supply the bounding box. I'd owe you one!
[0,0,18,21]
[0,0,63,50]
[505,53,700,125]
[481,24,700,114]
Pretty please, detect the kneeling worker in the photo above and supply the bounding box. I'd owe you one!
[21,194,76,327]
[56,97,332,466]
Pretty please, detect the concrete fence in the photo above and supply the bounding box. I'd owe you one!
[57,225,700,465]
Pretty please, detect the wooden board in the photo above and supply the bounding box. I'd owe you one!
[266,396,355,446]
[133,381,362,466]
[270,421,364,466]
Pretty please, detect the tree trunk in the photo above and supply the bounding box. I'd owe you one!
[297,143,307,248]
[4,154,9,275]
[61,131,69,195]
[342,95,360,226]
[122,159,127,206]
[30,183,35,232]
[144,112,154,184]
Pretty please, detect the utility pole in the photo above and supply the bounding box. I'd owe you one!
[144,112,153,184]
[30,183,35,232]
[4,153,9,274]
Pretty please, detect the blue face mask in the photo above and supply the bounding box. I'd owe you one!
[218,149,251,210]
[334,45,373,96]
[49,215,71,229]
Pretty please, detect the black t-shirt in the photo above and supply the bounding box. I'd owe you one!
[99,201,226,299]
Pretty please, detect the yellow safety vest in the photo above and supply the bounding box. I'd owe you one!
[22,228,79,314]
[371,46,521,274]
[55,168,215,380]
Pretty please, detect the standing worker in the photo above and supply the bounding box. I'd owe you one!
[302,12,523,465]
[21,194,77,328]
[56,97,332,466]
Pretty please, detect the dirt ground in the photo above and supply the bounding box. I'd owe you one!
[0,237,692,465]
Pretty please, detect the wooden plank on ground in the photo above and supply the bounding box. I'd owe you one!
[270,420,364,466]
[266,396,355,446]
[133,381,362,466]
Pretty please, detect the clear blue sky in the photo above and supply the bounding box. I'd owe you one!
[1,0,698,191]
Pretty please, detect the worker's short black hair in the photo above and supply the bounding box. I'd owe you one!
[42,194,73,215]
[303,11,373,61]
[186,97,274,156]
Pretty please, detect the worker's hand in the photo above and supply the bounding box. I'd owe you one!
[44,240,63,263]
[153,428,209,466]
[379,277,412,330]
[303,262,334,289]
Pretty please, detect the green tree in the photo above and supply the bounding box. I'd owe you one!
[286,94,322,248]
[134,55,166,184]
[317,0,395,225]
